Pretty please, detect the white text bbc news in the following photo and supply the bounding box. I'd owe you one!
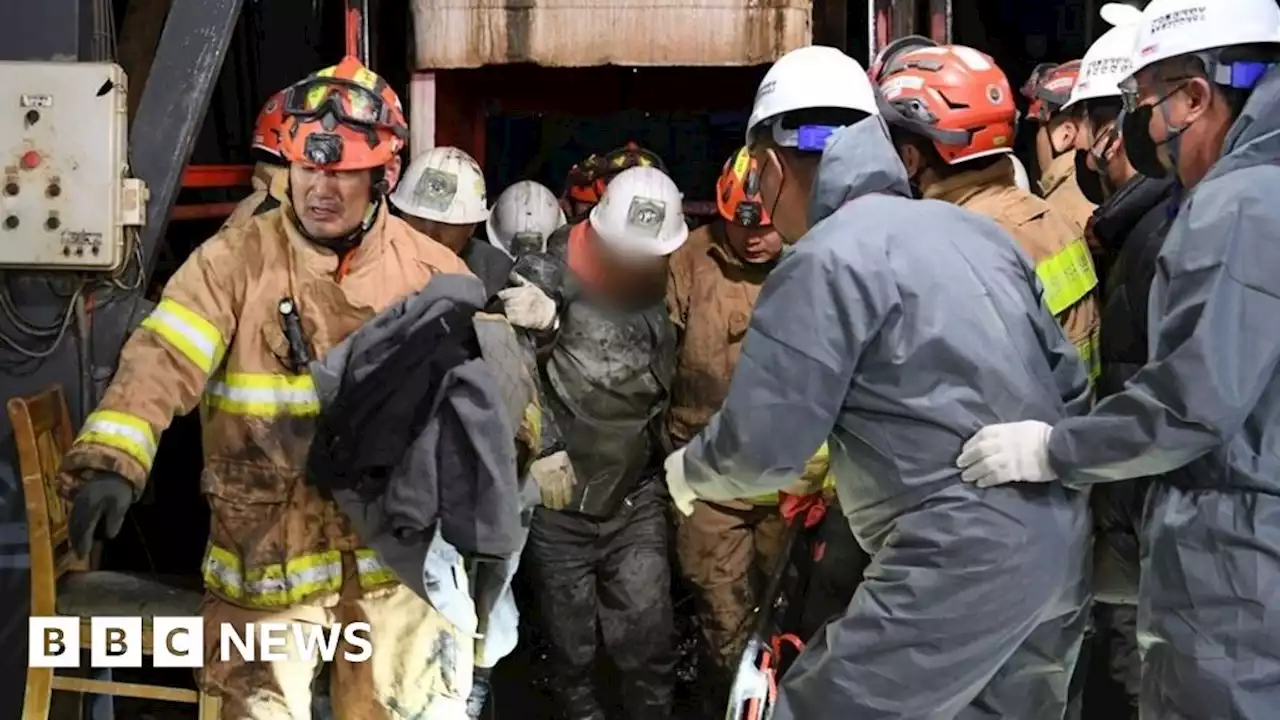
[29,617,373,668]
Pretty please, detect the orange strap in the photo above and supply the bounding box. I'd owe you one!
[567,222,606,292]
[335,250,355,282]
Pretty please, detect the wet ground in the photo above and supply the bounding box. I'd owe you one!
[86,576,714,720]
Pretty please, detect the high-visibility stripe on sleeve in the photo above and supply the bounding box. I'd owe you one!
[1036,238,1098,316]
[1075,328,1101,385]
[139,298,226,375]
[355,548,399,587]
[75,410,159,472]
[203,373,320,417]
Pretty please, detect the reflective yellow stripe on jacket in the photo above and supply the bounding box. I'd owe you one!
[74,410,159,472]
[1036,238,1097,316]
[202,545,398,606]
[203,372,320,417]
[139,298,227,375]
[1077,327,1101,384]
[1036,238,1100,384]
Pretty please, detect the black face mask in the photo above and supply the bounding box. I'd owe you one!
[1121,104,1169,179]
[907,169,924,200]
[1073,149,1108,205]
[1121,85,1190,181]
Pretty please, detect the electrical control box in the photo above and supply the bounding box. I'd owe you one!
[0,62,147,272]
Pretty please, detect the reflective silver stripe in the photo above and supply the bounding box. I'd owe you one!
[141,300,223,373]
[206,381,319,404]
[83,418,157,454]
[203,373,321,416]
[250,561,343,596]
[204,551,243,592]
[356,554,391,576]
[79,412,159,466]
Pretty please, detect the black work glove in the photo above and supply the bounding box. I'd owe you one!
[466,666,493,719]
[68,472,134,559]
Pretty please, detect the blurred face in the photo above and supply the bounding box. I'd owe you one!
[586,226,670,310]
[289,156,401,240]
[751,144,813,244]
[1122,64,1225,188]
[724,221,784,264]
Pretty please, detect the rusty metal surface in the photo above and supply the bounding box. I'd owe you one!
[411,0,812,69]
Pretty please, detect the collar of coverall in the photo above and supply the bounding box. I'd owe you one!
[278,189,395,279]
[923,154,1018,206]
[1036,150,1077,198]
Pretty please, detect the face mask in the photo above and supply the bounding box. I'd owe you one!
[1073,149,1108,205]
[1121,87,1189,180]
[908,173,924,200]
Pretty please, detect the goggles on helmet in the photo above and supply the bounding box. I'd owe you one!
[283,78,407,138]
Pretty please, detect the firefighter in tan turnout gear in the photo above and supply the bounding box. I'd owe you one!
[666,148,834,707]
[879,45,1102,383]
[57,56,481,719]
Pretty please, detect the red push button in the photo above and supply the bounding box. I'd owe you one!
[21,151,40,170]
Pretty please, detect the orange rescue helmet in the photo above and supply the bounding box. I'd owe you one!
[251,90,288,159]
[280,56,408,171]
[878,45,1017,165]
[716,146,770,228]
[563,142,668,206]
[1021,60,1082,122]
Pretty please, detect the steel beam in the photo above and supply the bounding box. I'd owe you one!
[131,0,245,278]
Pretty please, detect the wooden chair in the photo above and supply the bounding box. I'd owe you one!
[12,385,221,720]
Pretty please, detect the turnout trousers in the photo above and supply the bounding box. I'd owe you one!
[199,553,472,720]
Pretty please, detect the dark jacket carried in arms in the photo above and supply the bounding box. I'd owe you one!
[306,273,541,600]
[461,235,516,300]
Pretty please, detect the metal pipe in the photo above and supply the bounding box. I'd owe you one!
[182,164,253,188]
[346,0,369,65]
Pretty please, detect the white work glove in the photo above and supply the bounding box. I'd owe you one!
[956,420,1057,488]
[498,275,557,331]
[663,447,698,517]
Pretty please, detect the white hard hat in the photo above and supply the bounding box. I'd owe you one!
[389,146,489,224]
[1065,23,1140,108]
[485,180,567,257]
[587,166,688,257]
[746,45,880,145]
[1010,155,1031,192]
[1126,0,1280,85]
[1099,2,1143,28]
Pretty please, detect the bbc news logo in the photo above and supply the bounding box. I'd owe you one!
[29,617,373,668]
